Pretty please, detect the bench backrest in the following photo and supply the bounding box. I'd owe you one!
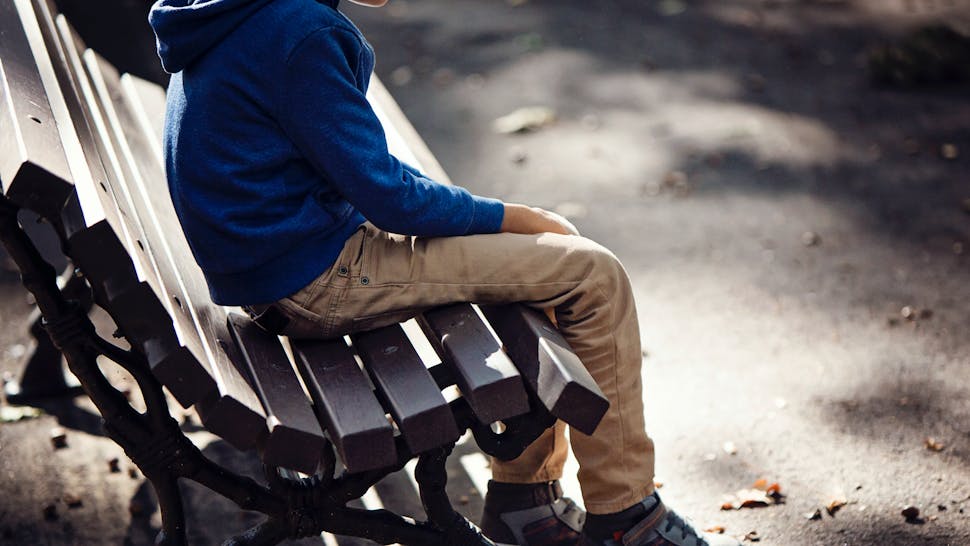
[0,0,609,475]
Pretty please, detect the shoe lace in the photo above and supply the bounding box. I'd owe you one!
[662,511,704,546]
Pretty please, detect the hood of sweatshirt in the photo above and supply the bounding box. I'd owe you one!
[149,0,339,73]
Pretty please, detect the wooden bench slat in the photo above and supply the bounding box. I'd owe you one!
[118,74,165,157]
[418,304,530,424]
[20,0,149,308]
[352,324,460,455]
[480,304,610,436]
[1,0,106,239]
[26,0,133,255]
[291,338,396,474]
[0,0,74,217]
[227,314,326,474]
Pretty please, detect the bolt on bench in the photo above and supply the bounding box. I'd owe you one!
[0,0,610,544]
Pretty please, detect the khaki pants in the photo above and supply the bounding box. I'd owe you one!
[275,223,655,514]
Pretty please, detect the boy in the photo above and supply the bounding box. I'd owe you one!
[148,1,739,545]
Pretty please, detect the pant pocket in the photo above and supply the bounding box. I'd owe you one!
[345,308,420,335]
[274,297,328,339]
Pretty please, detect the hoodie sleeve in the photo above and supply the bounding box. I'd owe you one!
[277,26,504,237]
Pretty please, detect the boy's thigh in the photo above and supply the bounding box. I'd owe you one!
[324,225,606,336]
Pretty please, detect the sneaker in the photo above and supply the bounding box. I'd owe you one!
[481,480,585,546]
[579,494,741,546]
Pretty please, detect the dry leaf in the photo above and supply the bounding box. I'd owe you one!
[726,489,771,510]
[63,493,83,508]
[805,508,823,520]
[493,107,556,134]
[660,171,692,196]
[826,496,848,516]
[722,479,785,510]
[765,482,784,502]
[50,427,67,449]
[743,530,762,542]
[924,437,945,452]
[901,505,920,521]
[704,525,726,534]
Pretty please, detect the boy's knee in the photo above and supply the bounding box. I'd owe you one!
[571,238,628,288]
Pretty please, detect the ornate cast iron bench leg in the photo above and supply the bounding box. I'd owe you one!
[4,271,89,404]
[417,445,497,545]
[0,196,286,545]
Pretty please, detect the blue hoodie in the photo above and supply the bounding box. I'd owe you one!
[148,0,505,305]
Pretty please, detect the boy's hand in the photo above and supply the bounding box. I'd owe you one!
[500,203,580,236]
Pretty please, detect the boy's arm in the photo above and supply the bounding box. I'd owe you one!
[396,161,577,236]
[399,160,425,180]
[279,27,503,237]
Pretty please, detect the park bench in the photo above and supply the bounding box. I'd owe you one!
[0,0,610,544]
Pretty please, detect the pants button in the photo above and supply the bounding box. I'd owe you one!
[338,266,349,275]
[361,277,370,285]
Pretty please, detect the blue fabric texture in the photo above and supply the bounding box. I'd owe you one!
[148,0,505,305]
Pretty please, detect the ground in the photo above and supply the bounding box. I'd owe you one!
[1,0,969,545]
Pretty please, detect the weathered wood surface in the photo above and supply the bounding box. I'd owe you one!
[227,314,326,474]
[353,324,460,454]
[419,304,530,424]
[480,304,609,436]
[291,338,397,473]
[0,0,73,217]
